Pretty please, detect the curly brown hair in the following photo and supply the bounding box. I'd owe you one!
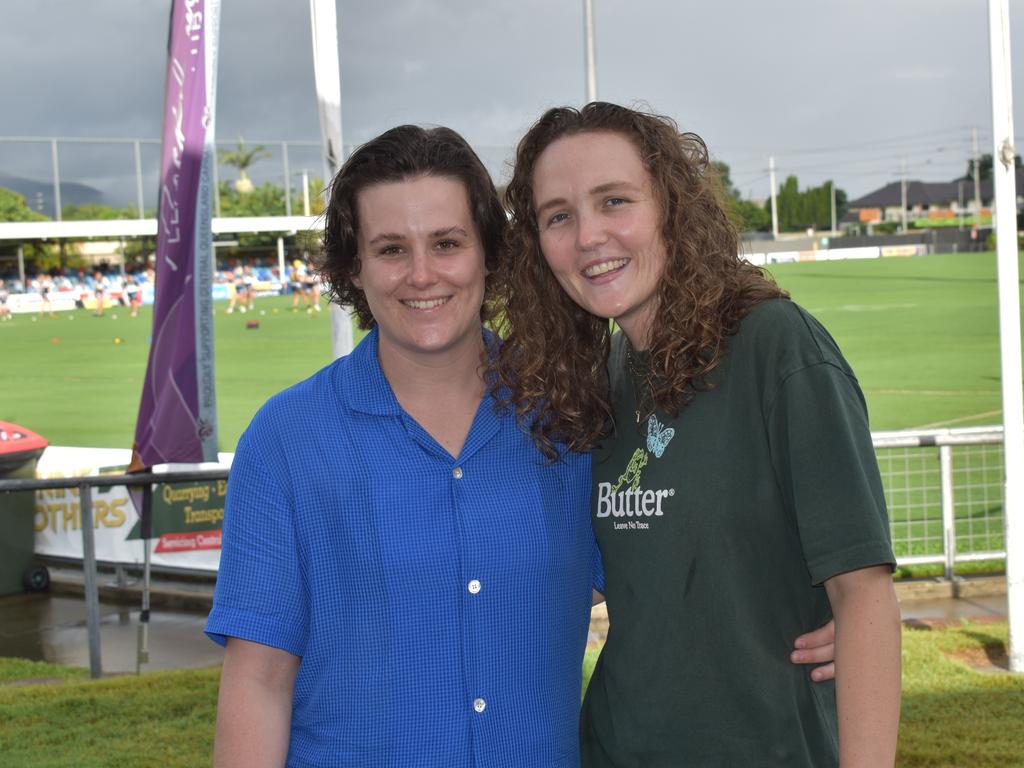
[490,102,787,458]
[316,124,507,329]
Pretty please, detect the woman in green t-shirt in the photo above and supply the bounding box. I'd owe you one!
[491,102,901,767]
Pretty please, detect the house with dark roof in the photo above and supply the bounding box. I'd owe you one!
[844,168,1024,230]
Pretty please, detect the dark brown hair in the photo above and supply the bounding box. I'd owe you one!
[317,124,507,328]
[491,102,787,457]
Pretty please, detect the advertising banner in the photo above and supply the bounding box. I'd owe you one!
[131,0,221,470]
[33,446,230,572]
[126,479,226,554]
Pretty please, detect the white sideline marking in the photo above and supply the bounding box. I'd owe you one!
[867,389,1002,396]
[808,303,917,313]
[913,410,1004,429]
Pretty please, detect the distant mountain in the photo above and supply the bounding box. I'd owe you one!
[0,173,104,217]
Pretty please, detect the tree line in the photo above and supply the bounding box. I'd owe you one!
[712,162,847,234]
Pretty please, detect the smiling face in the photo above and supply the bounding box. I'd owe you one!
[352,174,487,367]
[532,131,668,348]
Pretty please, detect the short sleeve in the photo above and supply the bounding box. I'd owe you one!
[205,417,309,656]
[766,362,895,585]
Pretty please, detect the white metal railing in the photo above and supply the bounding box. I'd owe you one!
[872,425,1005,574]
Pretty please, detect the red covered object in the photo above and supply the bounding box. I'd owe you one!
[0,421,49,474]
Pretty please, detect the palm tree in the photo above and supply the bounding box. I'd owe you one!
[218,138,271,194]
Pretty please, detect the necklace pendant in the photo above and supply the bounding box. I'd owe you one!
[635,409,641,423]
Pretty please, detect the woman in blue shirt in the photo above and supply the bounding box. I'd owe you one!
[208,125,599,768]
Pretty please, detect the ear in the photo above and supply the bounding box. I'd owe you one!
[350,259,363,289]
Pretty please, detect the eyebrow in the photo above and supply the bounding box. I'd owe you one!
[367,226,470,246]
[535,180,640,217]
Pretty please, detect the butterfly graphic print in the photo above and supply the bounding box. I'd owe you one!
[646,415,675,459]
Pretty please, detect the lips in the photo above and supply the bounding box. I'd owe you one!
[402,296,450,310]
[582,258,629,279]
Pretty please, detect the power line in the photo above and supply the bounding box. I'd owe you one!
[717,126,976,160]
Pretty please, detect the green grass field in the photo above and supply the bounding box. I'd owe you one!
[2,250,1021,563]
[1,622,1022,767]
[765,251,1022,432]
[767,251,1022,563]
[0,295,363,451]
[1,251,1020,450]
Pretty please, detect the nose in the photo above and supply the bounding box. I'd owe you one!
[575,210,607,251]
[407,247,439,288]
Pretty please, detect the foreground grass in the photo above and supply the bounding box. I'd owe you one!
[1,622,1022,767]
[0,666,220,768]
[899,622,1024,767]
[0,657,87,685]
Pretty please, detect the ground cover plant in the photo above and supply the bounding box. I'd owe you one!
[1,622,1022,767]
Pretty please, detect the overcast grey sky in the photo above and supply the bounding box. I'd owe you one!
[2,0,1022,208]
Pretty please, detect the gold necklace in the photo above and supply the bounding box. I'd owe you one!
[625,346,651,424]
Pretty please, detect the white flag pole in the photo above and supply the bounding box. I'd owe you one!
[987,0,1023,672]
[309,0,354,359]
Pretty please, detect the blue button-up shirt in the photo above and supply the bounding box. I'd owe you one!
[207,327,600,767]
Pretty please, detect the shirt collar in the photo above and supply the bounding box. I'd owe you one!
[336,326,501,418]
[335,326,404,416]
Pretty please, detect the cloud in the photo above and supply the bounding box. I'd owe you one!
[2,0,1022,200]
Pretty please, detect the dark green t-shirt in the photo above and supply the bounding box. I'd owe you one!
[581,299,895,768]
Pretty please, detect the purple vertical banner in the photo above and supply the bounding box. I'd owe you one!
[131,0,221,471]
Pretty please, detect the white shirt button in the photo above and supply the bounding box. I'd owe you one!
[473,697,486,713]
[468,579,481,594]
[452,467,463,479]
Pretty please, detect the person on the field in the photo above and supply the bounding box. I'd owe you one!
[92,271,108,317]
[0,279,11,321]
[123,274,142,318]
[493,102,901,768]
[38,274,55,317]
[243,265,257,312]
[288,259,308,310]
[226,265,248,314]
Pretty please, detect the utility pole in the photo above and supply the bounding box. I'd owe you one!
[583,0,597,103]
[958,180,965,231]
[769,156,779,240]
[50,139,62,221]
[830,181,837,234]
[900,157,909,233]
[973,126,983,224]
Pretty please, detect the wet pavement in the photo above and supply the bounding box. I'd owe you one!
[0,591,223,674]
[899,593,1009,626]
[0,571,1010,676]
